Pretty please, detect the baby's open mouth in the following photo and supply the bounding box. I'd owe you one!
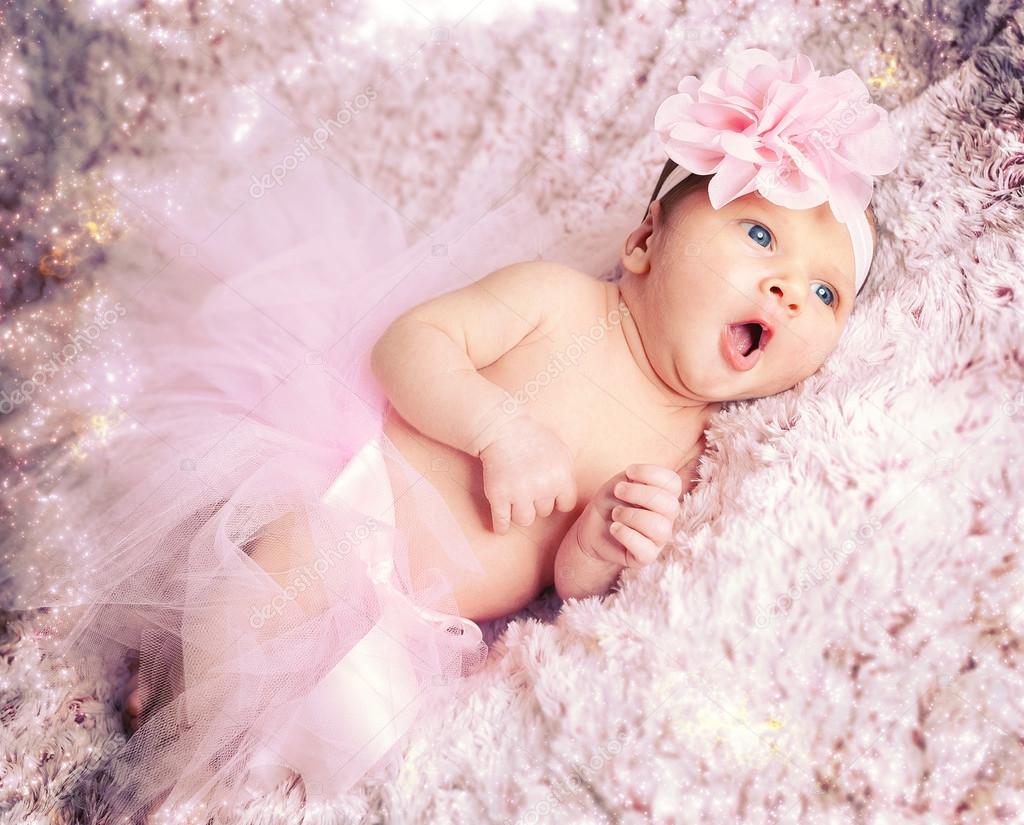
[721,320,772,371]
[733,322,763,355]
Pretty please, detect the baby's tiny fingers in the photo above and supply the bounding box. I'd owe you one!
[511,499,537,528]
[610,505,672,547]
[609,521,660,567]
[534,496,556,518]
[612,480,679,518]
[555,483,578,513]
[624,464,684,497]
[491,500,512,534]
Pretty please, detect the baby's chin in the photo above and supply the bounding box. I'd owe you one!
[673,329,833,402]
[681,360,815,403]
[717,366,829,402]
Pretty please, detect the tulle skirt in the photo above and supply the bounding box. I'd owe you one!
[4,129,635,822]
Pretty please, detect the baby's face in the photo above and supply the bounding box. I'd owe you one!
[620,186,872,403]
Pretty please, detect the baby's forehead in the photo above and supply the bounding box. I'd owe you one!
[740,192,836,224]
[731,192,875,245]
[721,192,869,293]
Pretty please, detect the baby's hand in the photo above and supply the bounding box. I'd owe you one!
[478,414,578,534]
[579,463,686,568]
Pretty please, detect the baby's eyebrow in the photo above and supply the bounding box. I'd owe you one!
[761,206,856,294]
[821,259,854,293]
[749,201,856,294]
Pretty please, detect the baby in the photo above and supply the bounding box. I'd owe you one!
[362,44,903,630]
[122,53,900,789]
[369,166,877,623]
[121,169,878,730]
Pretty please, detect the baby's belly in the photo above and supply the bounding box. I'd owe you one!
[380,408,577,623]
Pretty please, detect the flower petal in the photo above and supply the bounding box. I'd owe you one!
[758,163,829,209]
[676,75,702,97]
[690,101,754,131]
[778,138,827,185]
[724,48,780,86]
[706,154,759,208]
[757,80,808,135]
[666,119,724,146]
[742,64,782,108]
[829,169,874,216]
[664,144,723,174]
[839,114,901,175]
[720,130,768,163]
[786,53,817,83]
[654,93,698,132]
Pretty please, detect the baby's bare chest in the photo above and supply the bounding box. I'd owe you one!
[476,325,705,498]
[380,312,708,612]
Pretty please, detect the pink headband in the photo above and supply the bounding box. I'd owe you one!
[649,48,901,294]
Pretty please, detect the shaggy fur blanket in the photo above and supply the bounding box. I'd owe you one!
[2,0,1022,822]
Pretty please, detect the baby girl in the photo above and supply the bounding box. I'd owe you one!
[368,161,878,623]
[108,50,901,818]
[363,51,901,627]
[123,164,878,711]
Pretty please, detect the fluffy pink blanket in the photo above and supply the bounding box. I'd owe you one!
[2,0,1022,822]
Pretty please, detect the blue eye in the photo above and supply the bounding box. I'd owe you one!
[740,220,838,309]
[744,222,773,248]
[813,283,836,307]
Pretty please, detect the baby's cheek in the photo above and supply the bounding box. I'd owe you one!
[796,340,834,380]
[768,343,824,394]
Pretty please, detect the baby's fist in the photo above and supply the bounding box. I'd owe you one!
[608,464,683,566]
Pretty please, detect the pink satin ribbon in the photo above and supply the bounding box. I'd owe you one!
[240,438,484,800]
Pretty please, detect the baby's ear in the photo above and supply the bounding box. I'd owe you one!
[621,205,657,276]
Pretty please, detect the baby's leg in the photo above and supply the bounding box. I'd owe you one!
[244,509,334,618]
[122,508,330,736]
[121,652,148,734]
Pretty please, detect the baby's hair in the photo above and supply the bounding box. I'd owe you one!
[644,158,877,297]
[643,158,711,225]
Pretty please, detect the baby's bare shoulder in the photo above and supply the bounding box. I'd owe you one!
[380,259,606,371]
[501,260,611,331]
[489,259,602,295]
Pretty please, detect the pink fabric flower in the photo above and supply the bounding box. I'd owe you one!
[653,48,901,290]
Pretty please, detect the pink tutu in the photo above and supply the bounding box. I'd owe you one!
[7,129,631,822]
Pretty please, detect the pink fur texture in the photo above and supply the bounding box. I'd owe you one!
[2,0,1022,823]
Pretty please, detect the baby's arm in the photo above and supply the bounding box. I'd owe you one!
[554,515,625,601]
[370,260,586,457]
